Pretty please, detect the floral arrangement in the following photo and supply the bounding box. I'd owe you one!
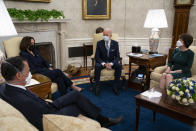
[167,78,196,105]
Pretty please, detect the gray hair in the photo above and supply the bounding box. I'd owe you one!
[104,28,112,34]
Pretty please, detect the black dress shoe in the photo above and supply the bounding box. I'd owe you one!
[113,87,120,96]
[101,116,124,128]
[95,88,100,96]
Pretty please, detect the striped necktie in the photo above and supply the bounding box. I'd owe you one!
[105,42,109,57]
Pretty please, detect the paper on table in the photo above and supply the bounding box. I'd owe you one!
[26,79,40,87]
[141,90,162,98]
[149,54,164,58]
[127,53,144,57]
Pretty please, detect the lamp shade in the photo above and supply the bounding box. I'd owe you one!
[144,9,168,29]
[0,0,17,37]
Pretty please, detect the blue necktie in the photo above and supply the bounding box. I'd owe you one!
[105,42,109,57]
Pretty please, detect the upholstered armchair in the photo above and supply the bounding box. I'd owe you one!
[2,37,58,96]
[89,33,126,90]
[150,46,196,88]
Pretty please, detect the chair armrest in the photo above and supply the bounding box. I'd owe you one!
[153,66,167,74]
[32,73,51,83]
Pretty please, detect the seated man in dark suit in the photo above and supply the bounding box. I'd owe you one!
[94,28,122,96]
[0,56,123,131]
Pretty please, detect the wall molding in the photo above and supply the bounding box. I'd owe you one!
[62,37,172,68]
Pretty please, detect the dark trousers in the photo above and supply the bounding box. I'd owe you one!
[53,91,101,119]
[94,63,122,88]
[41,69,73,95]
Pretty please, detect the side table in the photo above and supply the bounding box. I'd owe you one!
[27,74,52,99]
[128,54,167,91]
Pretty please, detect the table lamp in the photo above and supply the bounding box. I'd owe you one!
[0,0,17,82]
[144,9,168,54]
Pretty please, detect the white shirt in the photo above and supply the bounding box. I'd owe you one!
[7,83,26,90]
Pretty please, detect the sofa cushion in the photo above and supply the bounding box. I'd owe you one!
[0,99,38,131]
[78,114,101,128]
[0,116,38,131]
[90,69,125,81]
[3,37,23,57]
[43,114,110,131]
[0,98,25,119]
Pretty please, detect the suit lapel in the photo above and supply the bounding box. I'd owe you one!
[109,40,115,56]
[100,40,107,56]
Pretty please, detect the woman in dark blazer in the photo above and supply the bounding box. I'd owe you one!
[19,36,82,96]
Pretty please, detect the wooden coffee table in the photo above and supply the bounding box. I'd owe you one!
[135,88,196,131]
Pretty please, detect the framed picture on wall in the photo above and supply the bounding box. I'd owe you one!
[7,0,50,2]
[82,0,111,20]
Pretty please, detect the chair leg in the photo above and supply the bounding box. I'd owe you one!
[90,76,94,91]
[121,76,126,91]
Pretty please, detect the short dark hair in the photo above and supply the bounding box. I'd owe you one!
[1,56,27,81]
[20,36,35,52]
[179,33,193,48]
[96,27,104,34]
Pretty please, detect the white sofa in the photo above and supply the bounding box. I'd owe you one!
[0,98,110,131]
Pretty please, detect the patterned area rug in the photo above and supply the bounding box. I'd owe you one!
[71,75,90,85]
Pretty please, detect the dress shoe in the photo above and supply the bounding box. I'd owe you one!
[113,87,120,96]
[95,88,100,96]
[101,116,124,128]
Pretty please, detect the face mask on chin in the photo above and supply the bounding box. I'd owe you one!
[176,40,183,47]
[103,36,110,42]
[25,72,32,85]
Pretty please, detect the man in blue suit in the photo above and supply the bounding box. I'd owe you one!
[0,56,123,131]
[94,28,122,96]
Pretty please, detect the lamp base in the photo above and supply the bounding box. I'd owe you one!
[149,28,159,54]
[149,51,158,54]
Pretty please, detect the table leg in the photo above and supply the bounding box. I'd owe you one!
[153,111,156,122]
[129,57,132,80]
[136,102,140,131]
[145,64,150,89]
[83,44,86,68]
